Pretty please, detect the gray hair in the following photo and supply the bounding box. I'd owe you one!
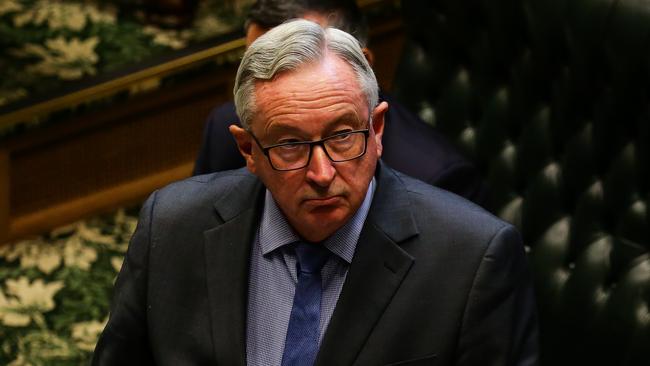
[234,19,378,129]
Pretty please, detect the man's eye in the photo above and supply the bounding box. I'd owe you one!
[330,133,351,141]
[277,138,301,144]
[331,129,352,140]
[277,143,302,150]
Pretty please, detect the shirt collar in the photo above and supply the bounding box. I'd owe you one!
[258,177,376,264]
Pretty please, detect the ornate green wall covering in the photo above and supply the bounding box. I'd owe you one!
[0,0,251,110]
[0,207,138,365]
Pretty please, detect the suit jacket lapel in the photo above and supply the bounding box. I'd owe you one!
[203,174,264,365]
[317,162,419,365]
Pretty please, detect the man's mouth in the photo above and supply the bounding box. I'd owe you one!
[303,195,342,207]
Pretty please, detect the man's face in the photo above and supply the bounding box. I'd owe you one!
[231,54,387,242]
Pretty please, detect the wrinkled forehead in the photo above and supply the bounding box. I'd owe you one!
[252,56,366,117]
[271,54,353,83]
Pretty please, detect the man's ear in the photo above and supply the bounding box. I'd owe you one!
[362,47,375,67]
[229,124,258,174]
[371,101,388,157]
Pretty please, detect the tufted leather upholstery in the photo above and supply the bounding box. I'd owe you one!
[392,0,650,365]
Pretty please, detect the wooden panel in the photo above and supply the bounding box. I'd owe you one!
[4,64,237,241]
[0,150,8,242]
[8,162,193,241]
[11,91,209,215]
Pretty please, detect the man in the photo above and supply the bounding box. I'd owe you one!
[93,20,537,365]
[193,0,487,205]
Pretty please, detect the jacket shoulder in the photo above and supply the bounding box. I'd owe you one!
[150,168,258,223]
[396,170,510,239]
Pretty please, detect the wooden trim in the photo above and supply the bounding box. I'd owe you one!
[357,0,388,7]
[6,162,193,242]
[0,150,9,244]
[0,38,245,131]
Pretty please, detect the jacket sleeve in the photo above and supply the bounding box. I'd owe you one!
[91,192,157,365]
[456,224,539,366]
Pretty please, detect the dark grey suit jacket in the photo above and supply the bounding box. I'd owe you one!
[93,162,537,366]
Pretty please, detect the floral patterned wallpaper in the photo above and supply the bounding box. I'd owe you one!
[0,207,138,365]
[0,0,252,111]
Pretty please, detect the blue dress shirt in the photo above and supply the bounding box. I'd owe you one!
[246,178,376,366]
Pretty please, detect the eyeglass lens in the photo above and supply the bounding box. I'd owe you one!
[268,131,367,170]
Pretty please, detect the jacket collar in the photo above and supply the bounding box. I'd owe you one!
[316,161,418,365]
[204,162,419,365]
[203,170,264,365]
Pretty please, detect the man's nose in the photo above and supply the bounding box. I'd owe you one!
[305,145,336,187]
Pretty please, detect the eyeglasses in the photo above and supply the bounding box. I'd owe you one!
[248,128,370,171]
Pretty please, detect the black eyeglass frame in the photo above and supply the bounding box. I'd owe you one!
[248,128,371,171]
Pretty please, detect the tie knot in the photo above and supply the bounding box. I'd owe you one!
[294,243,330,274]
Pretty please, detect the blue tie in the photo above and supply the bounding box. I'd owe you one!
[281,243,331,366]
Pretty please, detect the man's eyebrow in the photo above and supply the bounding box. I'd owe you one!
[261,112,366,138]
[264,123,306,137]
[329,113,365,128]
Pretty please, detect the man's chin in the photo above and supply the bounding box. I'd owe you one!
[299,209,350,242]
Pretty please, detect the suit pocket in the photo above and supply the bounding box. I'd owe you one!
[385,354,437,366]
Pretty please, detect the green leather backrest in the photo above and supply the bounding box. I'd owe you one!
[392,0,650,365]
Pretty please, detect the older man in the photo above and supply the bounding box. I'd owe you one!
[93,20,537,366]
[193,0,487,205]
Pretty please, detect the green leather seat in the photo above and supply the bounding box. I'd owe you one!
[392,0,650,365]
